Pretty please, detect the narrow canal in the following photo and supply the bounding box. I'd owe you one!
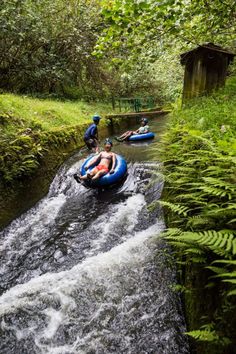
[0,117,189,354]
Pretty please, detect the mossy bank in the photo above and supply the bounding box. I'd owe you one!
[0,93,114,229]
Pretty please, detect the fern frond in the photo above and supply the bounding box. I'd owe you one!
[191,256,207,263]
[184,247,205,255]
[202,177,236,192]
[232,239,236,255]
[162,228,182,236]
[206,266,226,274]
[176,193,208,205]
[198,185,233,199]
[222,279,236,285]
[167,230,236,257]
[217,272,236,279]
[166,241,191,249]
[159,201,189,216]
[187,215,213,228]
[228,218,236,224]
[212,260,236,265]
[185,329,219,342]
[227,290,236,297]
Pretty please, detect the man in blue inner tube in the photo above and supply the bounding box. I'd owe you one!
[84,115,101,152]
[115,117,149,141]
[79,138,116,182]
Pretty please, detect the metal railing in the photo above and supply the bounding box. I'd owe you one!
[112,97,155,112]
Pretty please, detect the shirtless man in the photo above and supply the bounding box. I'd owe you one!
[79,138,116,181]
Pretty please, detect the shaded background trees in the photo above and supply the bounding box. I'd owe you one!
[1,0,235,101]
[0,0,112,99]
[0,0,187,102]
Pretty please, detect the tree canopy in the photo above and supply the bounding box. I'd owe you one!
[0,0,235,100]
[0,0,110,98]
[96,0,236,56]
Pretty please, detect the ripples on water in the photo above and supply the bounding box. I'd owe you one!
[0,149,189,354]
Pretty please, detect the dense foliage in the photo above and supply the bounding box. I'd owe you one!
[1,0,235,101]
[154,77,236,352]
[94,0,235,103]
[0,0,112,98]
[1,0,184,101]
[97,0,236,54]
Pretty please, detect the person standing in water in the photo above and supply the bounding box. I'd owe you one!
[84,115,101,152]
[79,138,116,181]
[115,117,149,141]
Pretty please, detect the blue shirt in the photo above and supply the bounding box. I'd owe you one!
[84,123,97,140]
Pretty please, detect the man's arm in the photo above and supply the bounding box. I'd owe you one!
[86,153,101,169]
[110,153,116,173]
[144,125,149,133]
[137,125,145,133]
[91,126,99,143]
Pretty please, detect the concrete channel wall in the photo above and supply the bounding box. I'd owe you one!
[0,110,169,229]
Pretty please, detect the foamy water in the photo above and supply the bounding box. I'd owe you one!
[0,151,188,354]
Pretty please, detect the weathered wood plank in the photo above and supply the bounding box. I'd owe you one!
[181,43,235,100]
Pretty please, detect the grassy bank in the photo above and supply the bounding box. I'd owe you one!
[0,93,113,130]
[0,93,114,183]
[156,77,236,353]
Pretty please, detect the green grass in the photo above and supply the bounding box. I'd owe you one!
[0,93,114,131]
[172,76,236,133]
[167,76,236,158]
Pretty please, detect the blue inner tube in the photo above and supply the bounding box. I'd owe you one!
[128,132,155,141]
[80,154,127,187]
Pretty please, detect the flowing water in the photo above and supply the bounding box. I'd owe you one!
[0,118,189,354]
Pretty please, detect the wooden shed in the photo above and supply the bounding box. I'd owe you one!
[180,43,235,99]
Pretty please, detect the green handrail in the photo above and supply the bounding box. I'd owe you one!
[112,97,155,112]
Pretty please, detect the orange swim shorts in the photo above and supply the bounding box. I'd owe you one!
[94,164,109,173]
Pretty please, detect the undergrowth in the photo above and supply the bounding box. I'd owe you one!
[154,76,236,353]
